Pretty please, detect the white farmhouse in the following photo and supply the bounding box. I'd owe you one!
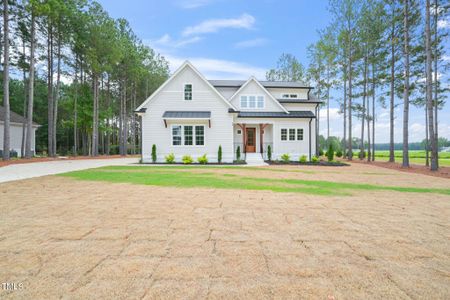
[0,106,39,157]
[136,61,320,163]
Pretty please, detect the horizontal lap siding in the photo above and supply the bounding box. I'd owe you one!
[141,67,233,163]
[0,123,37,156]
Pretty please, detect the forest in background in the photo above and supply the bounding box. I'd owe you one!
[266,0,449,170]
[1,0,169,158]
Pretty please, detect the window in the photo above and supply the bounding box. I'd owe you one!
[237,129,242,135]
[240,95,264,109]
[257,96,264,108]
[184,84,192,100]
[172,126,182,145]
[172,125,204,146]
[249,96,256,108]
[195,126,204,145]
[184,126,193,145]
[289,129,296,141]
[240,96,248,108]
[297,128,304,140]
[281,94,298,99]
[281,129,287,141]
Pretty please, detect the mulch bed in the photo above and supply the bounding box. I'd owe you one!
[266,160,349,167]
[344,158,450,179]
[0,155,139,168]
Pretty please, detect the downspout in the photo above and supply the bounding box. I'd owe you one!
[309,118,312,161]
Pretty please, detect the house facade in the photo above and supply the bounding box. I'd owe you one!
[136,61,320,163]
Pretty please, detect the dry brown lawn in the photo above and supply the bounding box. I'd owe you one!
[0,163,449,299]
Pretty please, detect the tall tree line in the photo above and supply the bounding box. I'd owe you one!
[1,0,169,160]
[305,0,449,171]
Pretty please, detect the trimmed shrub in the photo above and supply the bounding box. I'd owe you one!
[311,155,319,163]
[198,154,208,164]
[151,144,157,163]
[267,145,272,161]
[182,155,193,164]
[299,155,307,163]
[236,146,241,161]
[327,144,334,162]
[319,148,324,156]
[218,145,222,164]
[358,150,366,159]
[336,149,343,158]
[165,153,175,164]
[281,153,291,163]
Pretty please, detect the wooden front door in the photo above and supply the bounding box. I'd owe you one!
[245,128,256,153]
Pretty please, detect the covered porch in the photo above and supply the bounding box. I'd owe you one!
[233,122,273,161]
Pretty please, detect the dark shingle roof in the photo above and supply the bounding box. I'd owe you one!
[162,111,211,118]
[0,106,39,125]
[208,80,311,89]
[237,111,315,118]
[277,99,323,104]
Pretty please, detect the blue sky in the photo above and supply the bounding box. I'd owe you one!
[99,0,450,143]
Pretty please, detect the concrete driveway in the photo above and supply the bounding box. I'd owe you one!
[0,157,138,183]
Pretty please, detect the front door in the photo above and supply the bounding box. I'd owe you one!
[246,128,256,153]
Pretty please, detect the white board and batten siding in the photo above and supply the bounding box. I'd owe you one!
[272,119,316,161]
[140,66,234,163]
[230,80,285,112]
[0,123,37,157]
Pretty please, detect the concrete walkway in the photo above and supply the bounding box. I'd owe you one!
[0,157,138,183]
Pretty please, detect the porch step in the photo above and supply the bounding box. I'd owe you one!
[245,153,268,166]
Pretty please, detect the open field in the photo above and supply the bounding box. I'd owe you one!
[371,150,450,166]
[1,163,449,299]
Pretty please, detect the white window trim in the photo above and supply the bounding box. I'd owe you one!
[171,124,205,147]
[280,128,304,142]
[184,83,193,101]
[240,94,265,110]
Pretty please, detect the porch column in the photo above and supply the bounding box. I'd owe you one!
[259,124,268,153]
[237,123,246,154]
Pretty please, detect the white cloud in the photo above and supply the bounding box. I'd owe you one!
[152,34,203,49]
[163,54,266,80]
[319,108,342,121]
[438,19,450,29]
[176,0,216,9]
[182,13,255,37]
[234,38,268,49]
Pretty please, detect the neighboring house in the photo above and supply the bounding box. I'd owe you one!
[0,106,40,157]
[136,61,320,163]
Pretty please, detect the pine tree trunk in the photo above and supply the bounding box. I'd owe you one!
[326,66,330,141]
[92,74,99,156]
[402,0,410,168]
[74,57,78,156]
[47,23,54,157]
[389,15,395,163]
[347,35,353,160]
[425,104,429,166]
[426,0,437,170]
[433,0,439,168]
[53,34,61,156]
[105,78,110,155]
[371,60,376,161]
[360,51,367,159]
[21,38,28,158]
[119,80,124,155]
[2,0,10,161]
[25,12,35,159]
[343,67,347,153]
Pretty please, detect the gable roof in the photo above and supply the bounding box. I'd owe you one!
[227,77,289,113]
[136,61,236,112]
[209,80,312,89]
[0,106,39,126]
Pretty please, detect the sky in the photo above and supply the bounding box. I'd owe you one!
[99,0,450,143]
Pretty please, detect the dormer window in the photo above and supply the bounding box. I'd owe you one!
[184,84,192,100]
[240,95,264,109]
[282,94,298,99]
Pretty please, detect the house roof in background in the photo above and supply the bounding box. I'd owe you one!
[209,80,311,89]
[237,111,315,118]
[0,106,39,126]
[162,111,211,119]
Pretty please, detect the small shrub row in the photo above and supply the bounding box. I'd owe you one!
[151,144,220,164]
